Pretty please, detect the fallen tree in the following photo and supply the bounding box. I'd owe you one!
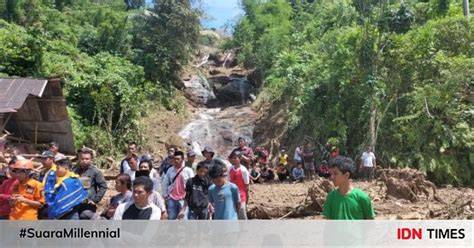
[248,177,333,219]
[377,168,445,203]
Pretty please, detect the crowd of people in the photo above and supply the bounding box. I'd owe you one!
[0,138,376,221]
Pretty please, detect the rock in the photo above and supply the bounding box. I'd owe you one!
[208,75,231,89]
[209,69,223,75]
[216,79,254,105]
[182,75,216,105]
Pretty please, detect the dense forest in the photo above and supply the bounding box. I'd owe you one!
[0,0,472,186]
[226,0,472,186]
[0,0,200,156]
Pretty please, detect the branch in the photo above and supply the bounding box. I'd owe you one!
[424,97,434,118]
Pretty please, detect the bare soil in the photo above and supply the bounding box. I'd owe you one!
[247,171,473,220]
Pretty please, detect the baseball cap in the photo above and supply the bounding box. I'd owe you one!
[202,146,214,154]
[54,154,67,162]
[41,151,55,159]
[187,150,196,157]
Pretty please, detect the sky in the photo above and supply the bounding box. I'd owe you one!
[200,0,244,30]
[144,0,243,31]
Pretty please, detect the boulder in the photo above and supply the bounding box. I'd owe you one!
[182,75,216,105]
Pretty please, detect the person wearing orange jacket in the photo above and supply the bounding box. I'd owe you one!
[9,160,45,220]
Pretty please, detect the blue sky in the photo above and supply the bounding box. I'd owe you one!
[145,0,243,30]
[200,0,243,29]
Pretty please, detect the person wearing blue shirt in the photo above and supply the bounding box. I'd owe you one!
[208,160,240,220]
[292,163,305,183]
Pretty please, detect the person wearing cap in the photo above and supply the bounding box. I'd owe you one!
[9,160,45,220]
[233,137,254,169]
[49,141,65,161]
[47,158,88,219]
[37,151,59,219]
[161,150,194,220]
[73,148,107,219]
[185,150,196,172]
[0,160,18,219]
[228,150,250,220]
[197,145,217,170]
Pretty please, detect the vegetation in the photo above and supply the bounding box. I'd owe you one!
[0,0,200,160]
[230,0,473,186]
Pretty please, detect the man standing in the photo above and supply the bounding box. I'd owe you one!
[73,148,108,219]
[161,151,194,220]
[228,151,250,220]
[293,145,302,166]
[38,151,59,219]
[198,146,216,168]
[123,153,139,181]
[360,147,376,182]
[159,146,176,176]
[120,142,140,175]
[185,150,197,171]
[9,160,45,220]
[49,142,65,161]
[47,158,88,220]
[302,142,316,180]
[233,137,254,169]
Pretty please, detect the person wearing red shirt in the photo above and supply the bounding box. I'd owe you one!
[0,160,18,219]
[228,150,250,220]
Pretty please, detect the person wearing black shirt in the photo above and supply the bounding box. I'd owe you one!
[113,176,161,220]
[178,163,211,220]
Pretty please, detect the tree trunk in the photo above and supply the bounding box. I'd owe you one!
[369,100,377,152]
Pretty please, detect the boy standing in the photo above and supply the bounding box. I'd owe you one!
[323,156,375,220]
[208,160,240,220]
[228,151,250,219]
[178,163,211,220]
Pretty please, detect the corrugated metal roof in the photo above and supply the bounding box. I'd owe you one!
[0,78,48,113]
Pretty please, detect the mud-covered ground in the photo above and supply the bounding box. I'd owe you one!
[247,175,473,220]
[100,168,473,220]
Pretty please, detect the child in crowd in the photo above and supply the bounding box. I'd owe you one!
[276,164,288,182]
[208,160,240,220]
[291,163,304,183]
[318,160,330,178]
[323,156,374,220]
[228,151,250,219]
[249,165,262,184]
[178,163,211,220]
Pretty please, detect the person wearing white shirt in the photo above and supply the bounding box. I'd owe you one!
[114,176,161,220]
[161,151,194,220]
[360,146,376,182]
